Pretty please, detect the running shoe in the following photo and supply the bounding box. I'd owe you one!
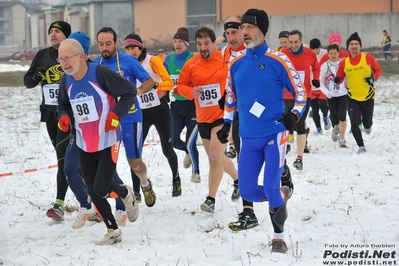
[114,210,127,227]
[172,177,182,197]
[270,238,288,253]
[122,185,139,222]
[46,203,64,221]
[72,207,96,229]
[183,153,192,169]
[200,198,215,213]
[96,229,122,245]
[293,157,303,170]
[231,182,240,202]
[228,211,259,231]
[331,125,339,142]
[142,179,156,207]
[225,144,237,159]
[190,173,201,183]
[323,116,332,130]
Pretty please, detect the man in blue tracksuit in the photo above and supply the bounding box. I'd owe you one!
[217,9,306,253]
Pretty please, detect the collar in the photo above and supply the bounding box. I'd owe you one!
[248,41,268,58]
[175,49,190,60]
[290,44,304,55]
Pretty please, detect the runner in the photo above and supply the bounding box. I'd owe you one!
[283,29,319,170]
[93,27,157,207]
[309,38,330,134]
[123,33,181,197]
[221,15,294,232]
[334,32,382,154]
[164,27,201,183]
[177,27,240,213]
[23,21,71,221]
[319,44,348,148]
[218,9,306,253]
[57,39,138,244]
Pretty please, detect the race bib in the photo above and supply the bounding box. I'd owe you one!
[138,89,161,109]
[198,84,221,108]
[43,84,59,105]
[70,96,99,124]
[297,71,305,84]
[170,74,179,88]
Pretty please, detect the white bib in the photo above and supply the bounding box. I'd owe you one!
[43,84,59,105]
[70,96,99,124]
[198,84,221,108]
[138,89,161,109]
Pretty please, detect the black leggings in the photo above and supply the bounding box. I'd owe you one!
[131,108,179,193]
[347,98,374,147]
[45,112,70,203]
[78,146,127,230]
[327,95,347,126]
[311,99,328,128]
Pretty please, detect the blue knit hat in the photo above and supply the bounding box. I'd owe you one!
[69,31,91,54]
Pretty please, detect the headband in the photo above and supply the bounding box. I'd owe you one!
[123,39,143,48]
[224,22,241,31]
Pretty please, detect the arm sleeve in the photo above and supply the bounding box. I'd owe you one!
[319,62,328,93]
[23,51,44,88]
[149,56,174,91]
[176,62,194,100]
[57,75,72,119]
[311,53,320,81]
[366,54,382,80]
[97,65,137,119]
[223,63,237,124]
[279,56,307,118]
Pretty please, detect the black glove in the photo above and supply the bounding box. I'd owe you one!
[364,77,374,85]
[334,76,341,84]
[216,122,231,144]
[218,90,227,110]
[278,112,297,131]
[311,79,320,88]
[33,67,46,81]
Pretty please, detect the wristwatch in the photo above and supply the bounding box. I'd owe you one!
[153,82,158,89]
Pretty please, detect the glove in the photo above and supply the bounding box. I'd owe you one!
[278,112,297,131]
[218,90,227,110]
[334,76,341,84]
[364,77,374,85]
[311,79,320,88]
[58,115,70,132]
[325,91,333,99]
[216,122,231,144]
[105,111,120,132]
[33,67,46,81]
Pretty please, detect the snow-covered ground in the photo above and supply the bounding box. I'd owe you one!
[0,63,398,266]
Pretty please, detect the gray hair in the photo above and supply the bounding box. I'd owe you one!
[60,39,84,54]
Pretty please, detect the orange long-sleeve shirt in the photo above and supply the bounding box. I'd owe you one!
[177,50,227,123]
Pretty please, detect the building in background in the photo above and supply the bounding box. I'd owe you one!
[1,0,399,57]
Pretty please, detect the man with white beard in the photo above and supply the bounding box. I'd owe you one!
[216,8,306,253]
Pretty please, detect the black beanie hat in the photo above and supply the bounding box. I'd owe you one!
[309,38,322,49]
[48,21,71,37]
[123,33,144,49]
[173,27,190,46]
[346,32,362,49]
[278,31,289,39]
[241,8,269,36]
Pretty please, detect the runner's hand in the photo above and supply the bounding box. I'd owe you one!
[58,115,70,132]
[105,111,120,132]
[217,122,231,144]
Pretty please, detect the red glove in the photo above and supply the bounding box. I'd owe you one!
[105,111,120,132]
[58,115,70,132]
